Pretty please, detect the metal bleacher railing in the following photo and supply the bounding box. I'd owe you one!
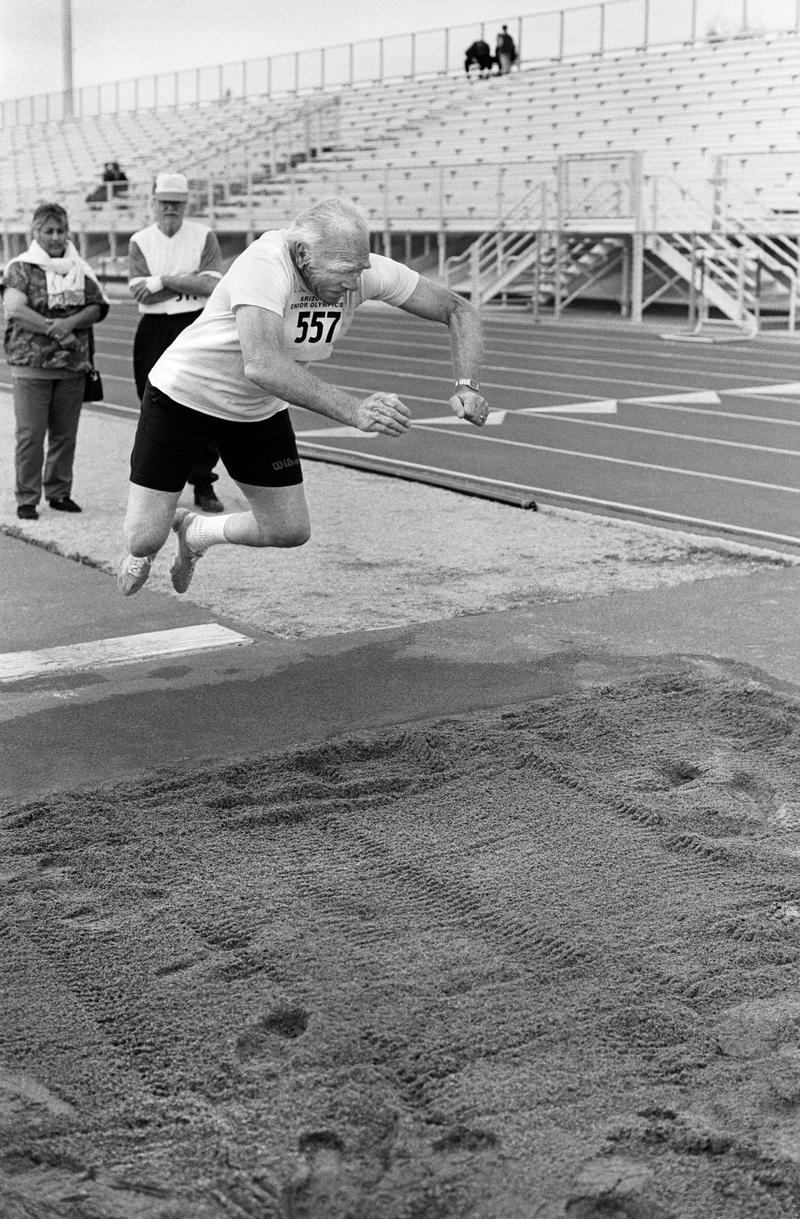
[2,0,799,126]
[4,0,800,328]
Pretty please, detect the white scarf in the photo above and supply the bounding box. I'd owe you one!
[10,239,106,310]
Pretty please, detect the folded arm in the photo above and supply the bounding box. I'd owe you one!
[129,271,220,304]
[128,236,222,305]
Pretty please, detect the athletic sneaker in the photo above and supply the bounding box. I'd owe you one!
[118,553,153,596]
[170,509,203,594]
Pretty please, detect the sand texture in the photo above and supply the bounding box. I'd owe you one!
[4,662,800,1217]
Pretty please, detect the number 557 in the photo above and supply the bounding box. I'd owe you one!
[295,310,341,344]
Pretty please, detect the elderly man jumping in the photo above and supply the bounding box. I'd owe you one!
[118,196,489,597]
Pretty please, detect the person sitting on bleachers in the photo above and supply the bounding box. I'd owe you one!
[107,162,128,197]
[464,38,494,79]
[86,162,128,204]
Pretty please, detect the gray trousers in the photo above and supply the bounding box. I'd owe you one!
[13,375,84,506]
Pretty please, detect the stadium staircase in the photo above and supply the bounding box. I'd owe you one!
[443,191,796,327]
[444,229,623,310]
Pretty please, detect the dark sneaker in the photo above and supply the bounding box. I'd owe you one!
[17,505,38,520]
[48,497,82,513]
[194,489,225,513]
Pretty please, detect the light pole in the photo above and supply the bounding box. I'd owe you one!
[62,0,74,118]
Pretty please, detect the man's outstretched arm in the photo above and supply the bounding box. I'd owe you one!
[236,304,411,437]
[398,277,489,427]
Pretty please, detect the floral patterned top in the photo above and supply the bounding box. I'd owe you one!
[2,261,109,375]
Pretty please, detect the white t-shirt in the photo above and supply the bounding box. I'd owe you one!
[149,229,419,422]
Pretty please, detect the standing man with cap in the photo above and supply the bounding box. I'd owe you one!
[128,171,226,512]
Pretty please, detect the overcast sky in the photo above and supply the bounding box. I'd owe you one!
[0,0,603,102]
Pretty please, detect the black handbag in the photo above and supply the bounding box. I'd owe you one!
[83,329,104,401]
[84,367,104,401]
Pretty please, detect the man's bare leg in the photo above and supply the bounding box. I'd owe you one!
[170,482,311,593]
[118,483,182,595]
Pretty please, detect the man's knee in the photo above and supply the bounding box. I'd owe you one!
[125,518,172,556]
[243,482,310,548]
[124,484,180,555]
[124,501,173,556]
[264,520,311,548]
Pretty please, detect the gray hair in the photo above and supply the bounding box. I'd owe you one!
[286,197,369,250]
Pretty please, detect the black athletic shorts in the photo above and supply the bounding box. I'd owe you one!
[130,381,303,491]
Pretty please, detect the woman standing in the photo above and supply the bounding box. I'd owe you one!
[2,202,109,520]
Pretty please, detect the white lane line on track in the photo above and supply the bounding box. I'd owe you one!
[85,389,800,460]
[296,443,800,549]
[404,403,800,458]
[375,423,800,493]
[0,624,252,683]
[631,391,721,405]
[407,411,510,426]
[729,382,800,397]
[93,392,800,434]
[625,401,800,427]
[491,413,800,458]
[524,399,618,414]
[321,358,788,402]
[296,400,617,438]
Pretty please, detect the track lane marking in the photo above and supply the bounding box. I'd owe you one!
[625,401,800,427]
[631,391,720,404]
[295,400,800,460]
[296,443,800,549]
[496,414,800,458]
[318,358,799,402]
[302,423,800,493]
[729,382,800,397]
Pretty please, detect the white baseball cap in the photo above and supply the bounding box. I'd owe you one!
[153,172,189,200]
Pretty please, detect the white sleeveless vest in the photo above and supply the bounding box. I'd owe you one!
[132,221,210,315]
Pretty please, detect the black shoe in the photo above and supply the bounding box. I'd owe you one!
[194,489,224,513]
[48,497,82,513]
[17,504,38,520]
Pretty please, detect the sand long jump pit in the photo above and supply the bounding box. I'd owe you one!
[3,656,800,1218]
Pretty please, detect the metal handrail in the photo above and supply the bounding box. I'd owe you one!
[2,0,796,128]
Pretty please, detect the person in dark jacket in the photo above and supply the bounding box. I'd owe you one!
[464,38,494,78]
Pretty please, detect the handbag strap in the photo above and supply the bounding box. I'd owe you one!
[87,327,95,367]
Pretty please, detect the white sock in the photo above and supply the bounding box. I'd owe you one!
[186,512,232,553]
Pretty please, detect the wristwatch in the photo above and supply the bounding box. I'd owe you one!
[455,378,480,393]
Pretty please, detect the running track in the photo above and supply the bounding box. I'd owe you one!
[5,297,799,553]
